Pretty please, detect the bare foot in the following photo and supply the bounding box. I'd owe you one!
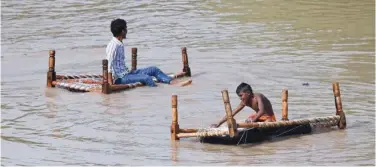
[169,78,192,87]
[179,78,192,87]
[169,79,181,85]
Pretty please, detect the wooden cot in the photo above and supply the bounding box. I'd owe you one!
[46,47,192,94]
[170,82,346,145]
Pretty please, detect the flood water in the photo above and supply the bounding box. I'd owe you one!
[1,0,375,166]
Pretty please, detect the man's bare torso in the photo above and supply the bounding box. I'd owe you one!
[249,93,274,116]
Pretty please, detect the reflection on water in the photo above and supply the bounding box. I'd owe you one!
[1,0,375,166]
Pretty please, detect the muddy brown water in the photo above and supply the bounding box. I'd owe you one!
[1,0,375,165]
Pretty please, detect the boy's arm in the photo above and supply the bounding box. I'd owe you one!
[211,103,245,127]
[249,96,265,122]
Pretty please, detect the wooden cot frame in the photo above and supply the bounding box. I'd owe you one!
[170,82,347,140]
[46,47,192,94]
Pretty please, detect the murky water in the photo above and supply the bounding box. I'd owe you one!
[1,0,375,165]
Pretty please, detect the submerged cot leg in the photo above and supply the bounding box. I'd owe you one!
[131,48,137,71]
[102,59,111,94]
[47,50,56,88]
[332,82,346,129]
[221,89,237,137]
[171,95,180,141]
[181,47,191,77]
[281,89,289,121]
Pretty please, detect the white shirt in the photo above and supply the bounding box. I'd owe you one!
[106,37,129,81]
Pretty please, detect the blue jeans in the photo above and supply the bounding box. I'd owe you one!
[114,66,172,87]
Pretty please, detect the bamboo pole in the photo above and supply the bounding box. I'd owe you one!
[332,82,346,129]
[181,47,191,77]
[177,133,199,138]
[179,128,198,133]
[171,95,180,141]
[131,48,137,71]
[237,115,340,129]
[110,82,144,91]
[221,89,237,137]
[281,89,289,121]
[47,50,56,87]
[102,59,111,94]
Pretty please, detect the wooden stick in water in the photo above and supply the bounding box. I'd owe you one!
[221,89,237,137]
[171,95,180,141]
[102,59,111,94]
[110,84,130,91]
[47,50,56,88]
[332,82,346,129]
[131,48,137,71]
[281,89,289,121]
[181,47,191,77]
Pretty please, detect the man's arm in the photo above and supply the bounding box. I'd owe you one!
[108,47,124,79]
[106,45,117,75]
[212,103,245,127]
[112,50,123,77]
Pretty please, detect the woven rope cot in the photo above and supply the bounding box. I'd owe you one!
[170,82,347,145]
[52,73,180,93]
[177,115,341,138]
[46,47,192,94]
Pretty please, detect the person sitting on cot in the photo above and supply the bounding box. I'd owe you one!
[210,82,276,128]
[106,18,191,87]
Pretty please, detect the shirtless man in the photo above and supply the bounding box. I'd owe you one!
[211,82,276,128]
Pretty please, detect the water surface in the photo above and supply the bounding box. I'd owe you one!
[1,0,375,165]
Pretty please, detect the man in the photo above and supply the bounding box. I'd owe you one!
[106,18,190,87]
[211,82,276,128]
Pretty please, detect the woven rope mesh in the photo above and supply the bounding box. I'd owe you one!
[55,74,103,92]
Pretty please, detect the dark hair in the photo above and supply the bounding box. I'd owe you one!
[236,82,253,96]
[110,18,127,37]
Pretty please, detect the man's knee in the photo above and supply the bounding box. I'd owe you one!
[142,76,156,86]
[147,66,163,72]
[139,66,159,75]
[151,66,161,71]
[142,76,154,82]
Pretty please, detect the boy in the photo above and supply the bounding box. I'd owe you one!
[106,18,190,87]
[211,82,276,128]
